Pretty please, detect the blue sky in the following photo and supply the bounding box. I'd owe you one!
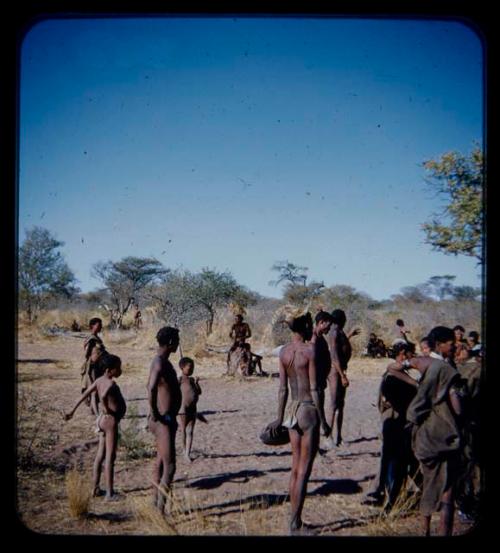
[19,17,484,300]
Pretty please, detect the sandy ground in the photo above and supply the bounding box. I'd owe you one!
[16,332,475,537]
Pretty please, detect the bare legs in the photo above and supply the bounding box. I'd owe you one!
[152,420,177,513]
[421,488,456,536]
[326,374,346,447]
[179,414,195,462]
[92,416,118,499]
[288,406,320,533]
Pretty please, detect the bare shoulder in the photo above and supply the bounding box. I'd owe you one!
[279,343,293,362]
[302,342,314,357]
[95,376,111,393]
[149,355,162,375]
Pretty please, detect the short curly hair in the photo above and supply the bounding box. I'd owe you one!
[156,326,179,347]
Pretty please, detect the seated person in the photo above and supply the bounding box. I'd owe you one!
[467,331,482,358]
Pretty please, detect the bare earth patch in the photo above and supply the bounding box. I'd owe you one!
[16,333,475,536]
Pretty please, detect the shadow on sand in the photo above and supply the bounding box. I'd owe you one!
[346,436,379,444]
[200,450,290,460]
[86,512,132,523]
[186,466,290,490]
[17,358,59,364]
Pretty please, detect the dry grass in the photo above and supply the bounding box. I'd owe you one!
[129,483,287,536]
[363,477,421,536]
[65,468,92,519]
[130,486,218,535]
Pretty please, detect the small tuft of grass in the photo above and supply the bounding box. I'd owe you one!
[119,404,154,460]
[65,468,91,519]
[363,475,421,536]
[130,496,178,535]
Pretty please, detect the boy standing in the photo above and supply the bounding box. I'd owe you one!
[178,357,202,462]
[325,309,360,448]
[81,317,106,415]
[66,353,126,500]
[147,327,182,513]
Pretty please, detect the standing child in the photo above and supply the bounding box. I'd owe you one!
[65,353,126,501]
[177,357,202,462]
[81,317,106,415]
[147,327,182,513]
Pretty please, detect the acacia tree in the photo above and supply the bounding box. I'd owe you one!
[18,227,79,323]
[283,281,325,307]
[269,260,308,287]
[425,275,457,301]
[191,268,254,336]
[92,256,167,328]
[450,285,482,301]
[146,269,205,329]
[396,285,433,304]
[421,145,484,264]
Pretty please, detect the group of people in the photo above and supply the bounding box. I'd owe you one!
[67,311,482,536]
[67,318,202,510]
[267,311,482,535]
[365,321,483,363]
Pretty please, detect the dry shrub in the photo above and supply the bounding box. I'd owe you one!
[119,404,154,460]
[130,496,178,535]
[363,477,421,536]
[17,388,63,470]
[131,486,219,535]
[65,468,91,519]
[36,309,96,331]
[238,494,286,536]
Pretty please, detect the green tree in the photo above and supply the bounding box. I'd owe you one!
[18,227,79,323]
[421,145,484,263]
[191,268,252,335]
[450,285,482,301]
[397,284,432,304]
[146,269,205,329]
[92,256,167,328]
[320,284,376,312]
[269,260,308,287]
[283,281,325,307]
[425,275,456,301]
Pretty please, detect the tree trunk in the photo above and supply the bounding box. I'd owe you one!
[206,310,214,336]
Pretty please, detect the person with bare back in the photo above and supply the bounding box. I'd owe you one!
[147,326,182,513]
[310,310,334,414]
[325,309,360,448]
[65,353,126,500]
[81,317,106,416]
[269,312,331,534]
[177,356,202,462]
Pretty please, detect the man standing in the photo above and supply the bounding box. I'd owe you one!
[325,309,360,448]
[310,311,334,414]
[407,326,466,536]
[269,312,330,534]
[364,342,418,510]
[147,326,182,513]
